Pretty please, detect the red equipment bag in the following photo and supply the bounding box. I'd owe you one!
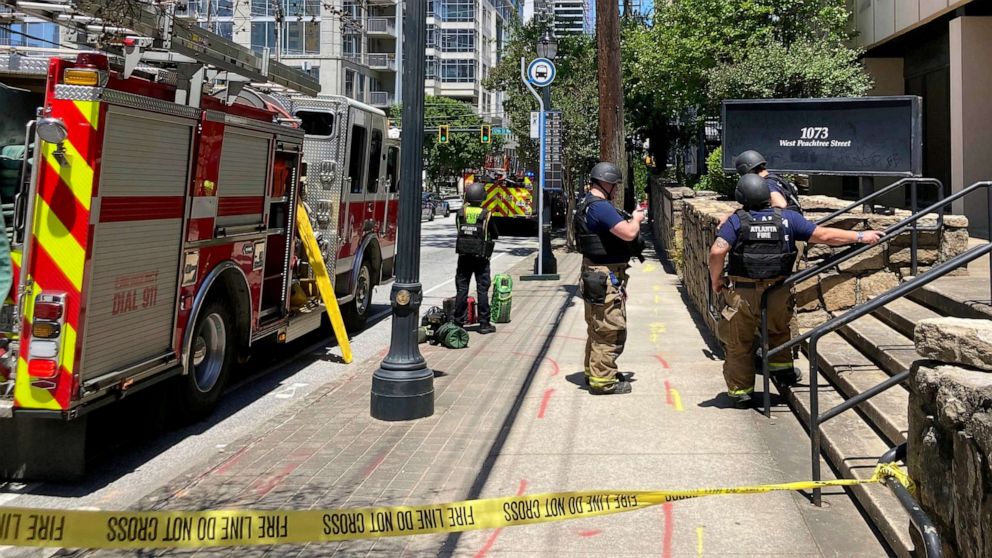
[443,296,477,324]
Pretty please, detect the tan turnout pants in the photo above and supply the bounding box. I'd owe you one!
[581,260,629,390]
[716,277,794,394]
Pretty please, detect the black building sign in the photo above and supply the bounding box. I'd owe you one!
[722,97,923,176]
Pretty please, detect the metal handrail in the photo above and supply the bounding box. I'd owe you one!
[758,180,992,417]
[879,444,942,558]
[813,177,944,277]
[760,180,992,507]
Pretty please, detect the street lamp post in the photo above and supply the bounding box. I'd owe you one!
[370,0,433,421]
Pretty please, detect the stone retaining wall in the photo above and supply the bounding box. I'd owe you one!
[908,318,992,558]
[651,182,717,276]
[678,194,971,333]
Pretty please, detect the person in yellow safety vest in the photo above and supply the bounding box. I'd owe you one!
[454,182,500,334]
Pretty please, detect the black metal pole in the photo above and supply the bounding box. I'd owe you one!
[371,0,433,421]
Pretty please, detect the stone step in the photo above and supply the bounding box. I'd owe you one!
[786,355,914,557]
[837,314,919,378]
[907,278,992,320]
[805,332,908,447]
[872,297,941,339]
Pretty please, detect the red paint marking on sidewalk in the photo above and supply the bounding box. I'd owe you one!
[663,502,674,558]
[577,529,602,537]
[537,388,555,418]
[361,451,388,479]
[214,445,251,476]
[654,354,670,369]
[251,462,300,497]
[664,380,674,406]
[475,479,528,558]
[511,353,561,376]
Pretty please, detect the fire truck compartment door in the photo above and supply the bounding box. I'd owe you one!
[80,108,192,380]
[216,129,269,229]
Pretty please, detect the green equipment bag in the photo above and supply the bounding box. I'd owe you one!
[490,273,513,323]
[435,322,470,349]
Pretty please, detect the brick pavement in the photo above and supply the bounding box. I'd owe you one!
[67,244,887,557]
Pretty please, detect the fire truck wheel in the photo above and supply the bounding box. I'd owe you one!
[343,259,373,330]
[182,301,234,417]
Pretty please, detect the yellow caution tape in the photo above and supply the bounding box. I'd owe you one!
[0,463,911,549]
[295,202,352,364]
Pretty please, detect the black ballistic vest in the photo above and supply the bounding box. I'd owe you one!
[574,197,644,264]
[766,173,803,213]
[727,208,797,279]
[455,206,494,258]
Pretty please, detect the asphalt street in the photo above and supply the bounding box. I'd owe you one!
[0,214,537,530]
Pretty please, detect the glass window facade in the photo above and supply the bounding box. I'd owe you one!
[426,56,437,79]
[440,59,475,82]
[250,20,318,54]
[426,24,437,48]
[440,29,474,52]
[439,0,475,22]
[0,22,59,47]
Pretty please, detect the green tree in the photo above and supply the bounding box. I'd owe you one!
[486,17,600,245]
[622,0,870,170]
[391,96,504,191]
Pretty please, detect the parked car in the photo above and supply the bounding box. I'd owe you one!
[423,192,449,218]
[422,194,435,221]
[443,195,464,213]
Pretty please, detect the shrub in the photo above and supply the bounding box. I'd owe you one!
[697,146,735,197]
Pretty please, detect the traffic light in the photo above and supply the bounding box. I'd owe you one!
[480,125,491,144]
[438,125,449,144]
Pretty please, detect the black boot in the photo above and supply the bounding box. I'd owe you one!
[478,322,496,334]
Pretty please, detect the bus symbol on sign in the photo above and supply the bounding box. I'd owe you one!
[527,58,556,87]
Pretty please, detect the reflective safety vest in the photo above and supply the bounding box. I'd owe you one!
[455,206,494,258]
[573,197,643,263]
[727,208,797,280]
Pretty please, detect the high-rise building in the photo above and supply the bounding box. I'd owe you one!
[521,0,551,24]
[426,0,516,124]
[552,0,585,35]
[183,0,400,110]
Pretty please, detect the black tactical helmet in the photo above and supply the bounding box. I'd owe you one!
[465,182,486,205]
[589,161,623,185]
[734,150,767,175]
[735,174,771,209]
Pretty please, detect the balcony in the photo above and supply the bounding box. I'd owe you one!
[369,91,394,107]
[366,18,396,37]
[343,53,364,66]
[367,53,396,71]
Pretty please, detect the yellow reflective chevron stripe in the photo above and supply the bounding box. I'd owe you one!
[41,140,93,211]
[31,197,86,292]
[73,100,100,130]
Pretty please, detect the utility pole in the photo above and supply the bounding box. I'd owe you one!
[596,0,626,209]
[370,0,434,420]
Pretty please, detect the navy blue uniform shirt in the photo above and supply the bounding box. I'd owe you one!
[582,193,624,233]
[718,208,816,252]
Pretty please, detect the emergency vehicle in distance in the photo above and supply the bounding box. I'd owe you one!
[0,47,398,478]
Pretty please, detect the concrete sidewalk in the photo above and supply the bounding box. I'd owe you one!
[68,244,886,557]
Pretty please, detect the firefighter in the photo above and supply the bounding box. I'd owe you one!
[575,161,645,395]
[709,174,883,408]
[454,182,499,334]
[733,150,803,213]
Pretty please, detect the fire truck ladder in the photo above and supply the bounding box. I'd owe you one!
[3,0,320,99]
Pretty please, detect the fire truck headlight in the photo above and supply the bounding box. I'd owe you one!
[36,117,68,144]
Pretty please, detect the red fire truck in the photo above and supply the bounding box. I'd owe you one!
[0,6,398,478]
